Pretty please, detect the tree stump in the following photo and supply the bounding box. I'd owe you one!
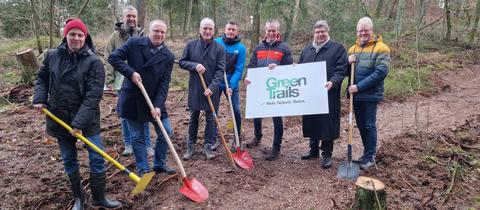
[15,48,39,85]
[353,176,387,210]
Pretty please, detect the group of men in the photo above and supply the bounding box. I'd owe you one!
[33,4,390,209]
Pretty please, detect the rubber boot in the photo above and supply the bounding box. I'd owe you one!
[90,172,122,210]
[67,170,84,210]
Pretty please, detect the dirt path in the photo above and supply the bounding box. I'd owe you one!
[0,65,478,209]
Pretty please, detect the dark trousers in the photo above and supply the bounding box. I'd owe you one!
[309,138,334,158]
[188,110,215,146]
[254,117,283,149]
[353,101,378,162]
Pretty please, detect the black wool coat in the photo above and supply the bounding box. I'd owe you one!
[299,40,348,141]
[33,36,105,137]
[179,38,225,111]
[108,37,175,123]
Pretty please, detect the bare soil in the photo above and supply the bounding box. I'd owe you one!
[0,59,479,209]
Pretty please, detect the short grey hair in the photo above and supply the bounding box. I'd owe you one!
[265,19,280,29]
[122,5,137,15]
[313,20,329,31]
[149,19,167,29]
[200,17,215,28]
[357,17,373,29]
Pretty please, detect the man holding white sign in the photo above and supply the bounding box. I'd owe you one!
[298,20,348,169]
[244,19,293,161]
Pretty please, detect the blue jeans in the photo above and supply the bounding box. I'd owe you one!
[188,110,215,147]
[214,88,242,141]
[254,117,283,149]
[126,119,169,175]
[121,117,173,147]
[57,134,105,174]
[353,101,378,162]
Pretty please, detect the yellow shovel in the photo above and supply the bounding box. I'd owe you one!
[41,108,155,197]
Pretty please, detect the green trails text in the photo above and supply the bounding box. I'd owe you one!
[266,77,307,99]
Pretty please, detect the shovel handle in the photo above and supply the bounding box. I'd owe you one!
[136,83,188,178]
[347,64,355,161]
[41,108,141,183]
[198,72,236,168]
[223,71,241,148]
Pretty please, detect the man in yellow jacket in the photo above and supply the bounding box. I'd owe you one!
[347,17,390,170]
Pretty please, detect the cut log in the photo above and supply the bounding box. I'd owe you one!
[15,48,39,85]
[353,176,387,210]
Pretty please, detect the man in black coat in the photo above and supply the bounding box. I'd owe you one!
[108,20,176,176]
[298,20,347,169]
[179,17,226,160]
[33,18,121,210]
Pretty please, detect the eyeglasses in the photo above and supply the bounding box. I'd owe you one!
[357,28,372,33]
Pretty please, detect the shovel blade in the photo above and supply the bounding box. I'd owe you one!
[130,172,155,197]
[180,177,209,203]
[232,148,254,170]
[336,161,360,180]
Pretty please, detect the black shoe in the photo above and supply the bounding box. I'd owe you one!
[246,137,261,148]
[321,156,333,169]
[265,148,280,161]
[301,150,319,160]
[154,166,177,175]
[90,172,122,209]
[67,170,85,210]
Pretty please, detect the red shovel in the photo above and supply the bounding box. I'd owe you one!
[223,71,253,170]
[198,72,236,169]
[137,82,208,203]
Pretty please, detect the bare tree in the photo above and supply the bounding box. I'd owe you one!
[250,0,261,51]
[284,0,301,43]
[394,0,405,44]
[136,0,147,28]
[30,0,43,54]
[468,0,480,43]
[184,0,193,36]
[76,0,90,18]
[445,0,452,41]
[49,0,54,48]
[375,0,385,18]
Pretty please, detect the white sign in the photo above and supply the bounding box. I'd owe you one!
[245,62,329,118]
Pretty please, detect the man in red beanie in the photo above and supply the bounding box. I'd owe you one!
[33,18,122,210]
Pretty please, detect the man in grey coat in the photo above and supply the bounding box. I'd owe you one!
[179,17,226,160]
[298,20,347,169]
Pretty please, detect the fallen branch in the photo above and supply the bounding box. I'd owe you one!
[156,173,178,187]
[445,161,458,194]
[402,15,445,38]
[0,95,13,105]
[107,161,135,180]
[400,172,419,194]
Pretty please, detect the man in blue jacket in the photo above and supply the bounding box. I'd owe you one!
[212,20,246,150]
[108,20,176,176]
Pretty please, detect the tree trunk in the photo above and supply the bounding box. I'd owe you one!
[76,0,90,18]
[375,0,385,18]
[49,0,54,48]
[30,0,43,54]
[353,176,387,210]
[169,2,173,38]
[136,0,147,28]
[416,0,428,27]
[394,0,405,44]
[110,0,119,23]
[184,0,193,36]
[468,0,480,43]
[16,49,39,85]
[182,0,188,36]
[250,0,261,51]
[284,0,301,43]
[212,0,218,34]
[444,0,452,41]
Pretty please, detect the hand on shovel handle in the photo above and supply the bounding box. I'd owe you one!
[197,72,236,169]
[136,82,209,202]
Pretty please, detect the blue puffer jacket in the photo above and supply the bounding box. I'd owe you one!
[214,34,246,90]
[348,35,390,102]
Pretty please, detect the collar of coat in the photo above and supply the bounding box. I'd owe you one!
[138,37,169,68]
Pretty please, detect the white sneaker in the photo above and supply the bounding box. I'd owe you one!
[147,147,155,157]
[122,145,133,156]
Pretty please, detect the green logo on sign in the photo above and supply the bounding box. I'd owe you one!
[266,77,307,99]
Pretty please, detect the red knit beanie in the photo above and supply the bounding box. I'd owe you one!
[63,18,88,37]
